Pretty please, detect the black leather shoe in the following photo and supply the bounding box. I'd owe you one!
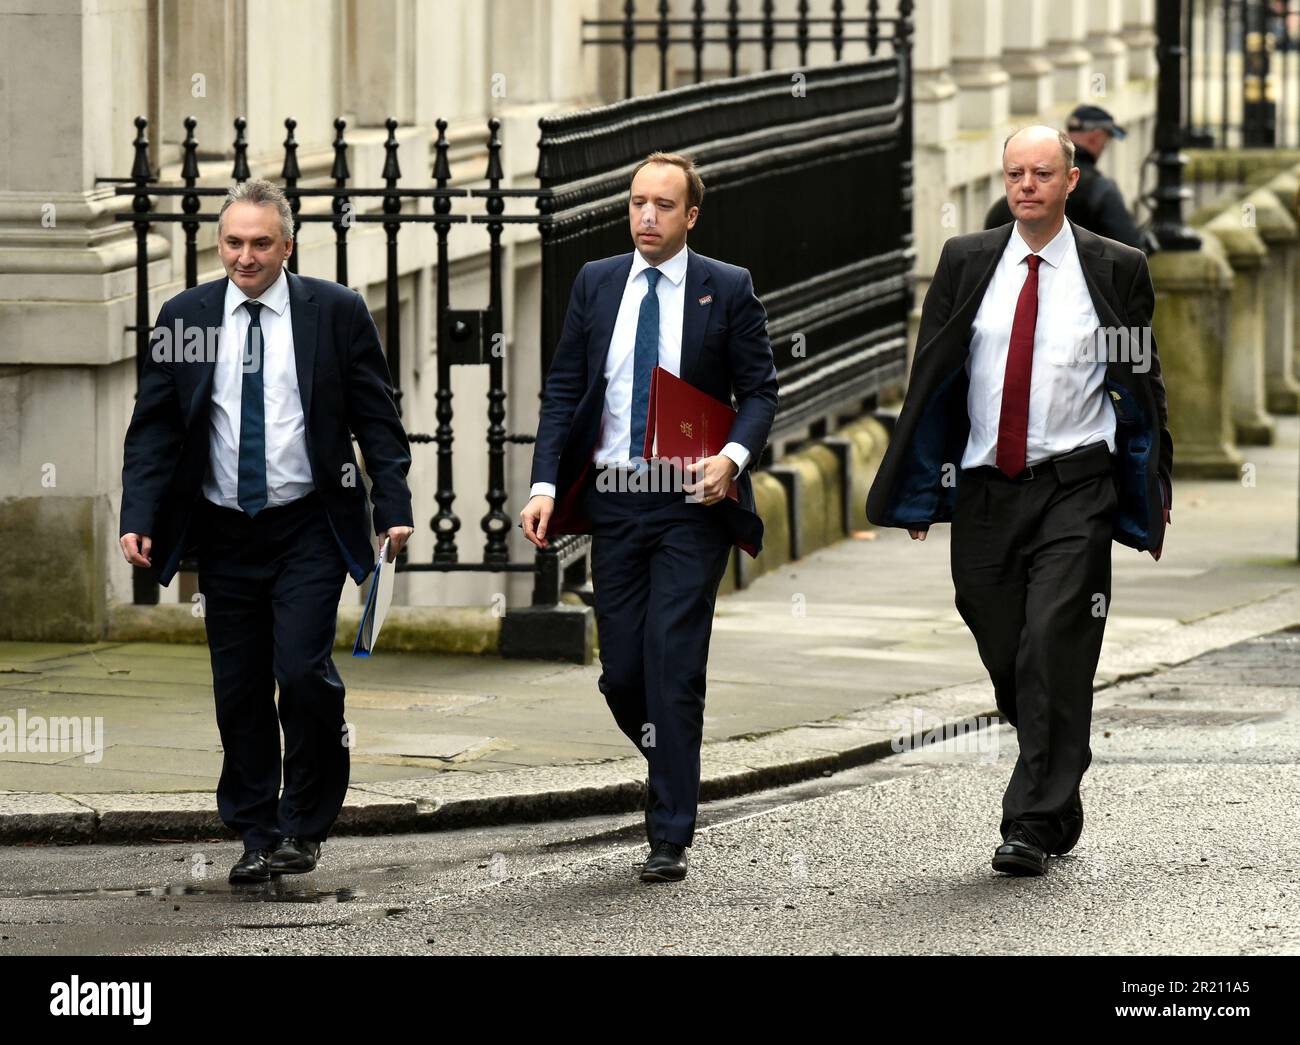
[1053,790,1084,856]
[992,828,1047,877]
[229,848,273,884]
[640,840,688,883]
[269,836,321,875]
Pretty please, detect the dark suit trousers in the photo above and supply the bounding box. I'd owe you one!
[583,471,734,847]
[950,452,1117,852]
[195,490,350,850]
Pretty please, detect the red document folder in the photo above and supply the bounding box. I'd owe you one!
[641,366,740,502]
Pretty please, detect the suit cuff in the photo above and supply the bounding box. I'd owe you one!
[530,482,557,499]
[720,442,750,476]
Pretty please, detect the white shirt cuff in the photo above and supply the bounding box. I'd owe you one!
[529,482,557,499]
[720,442,750,476]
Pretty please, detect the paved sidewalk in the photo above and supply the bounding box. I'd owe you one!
[2,420,1297,841]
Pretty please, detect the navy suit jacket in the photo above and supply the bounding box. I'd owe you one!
[531,247,780,557]
[119,270,413,587]
[866,221,1172,554]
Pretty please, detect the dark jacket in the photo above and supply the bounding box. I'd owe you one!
[120,270,413,587]
[985,146,1146,251]
[865,220,1172,554]
[531,247,780,557]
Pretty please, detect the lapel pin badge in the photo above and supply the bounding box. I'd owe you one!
[698,294,712,306]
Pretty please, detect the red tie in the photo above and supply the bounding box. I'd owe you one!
[996,253,1042,477]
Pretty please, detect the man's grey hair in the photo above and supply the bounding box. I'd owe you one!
[1002,127,1076,169]
[217,178,294,241]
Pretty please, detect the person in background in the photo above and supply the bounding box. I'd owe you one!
[984,104,1147,251]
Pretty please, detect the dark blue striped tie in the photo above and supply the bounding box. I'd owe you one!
[628,267,661,461]
[237,300,268,516]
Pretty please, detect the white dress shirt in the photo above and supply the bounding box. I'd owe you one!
[529,243,749,499]
[202,268,316,509]
[962,220,1116,470]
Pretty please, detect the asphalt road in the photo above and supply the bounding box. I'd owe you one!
[0,629,1296,957]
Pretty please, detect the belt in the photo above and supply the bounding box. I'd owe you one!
[965,441,1113,485]
[199,489,320,519]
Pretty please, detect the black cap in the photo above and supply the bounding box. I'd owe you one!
[1067,104,1127,140]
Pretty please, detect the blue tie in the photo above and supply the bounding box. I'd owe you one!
[628,267,661,461]
[237,300,268,517]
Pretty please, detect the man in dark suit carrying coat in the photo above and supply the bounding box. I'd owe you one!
[867,126,1173,876]
[521,153,779,884]
[119,179,414,883]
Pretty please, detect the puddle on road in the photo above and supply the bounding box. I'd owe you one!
[6,882,367,904]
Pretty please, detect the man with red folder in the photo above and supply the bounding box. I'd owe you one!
[520,152,779,883]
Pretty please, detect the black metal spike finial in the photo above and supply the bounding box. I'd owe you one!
[897,0,914,47]
[180,117,200,183]
[485,117,504,198]
[433,118,451,186]
[231,117,250,182]
[282,117,302,271]
[761,0,776,69]
[281,117,301,181]
[331,117,351,285]
[379,116,403,416]
[796,0,810,65]
[622,0,636,47]
[622,0,637,98]
[656,0,670,90]
[830,0,845,61]
[130,116,152,183]
[180,117,201,287]
[331,117,350,182]
[691,0,706,84]
[433,118,452,219]
[382,117,402,185]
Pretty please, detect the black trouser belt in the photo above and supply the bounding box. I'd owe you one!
[964,440,1113,485]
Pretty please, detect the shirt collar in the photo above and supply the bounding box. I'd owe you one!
[1008,218,1073,270]
[630,242,689,287]
[225,266,289,318]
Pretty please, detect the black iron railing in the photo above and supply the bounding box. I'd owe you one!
[1184,0,1300,148]
[585,0,911,99]
[538,54,915,437]
[99,115,563,607]
[105,17,914,648]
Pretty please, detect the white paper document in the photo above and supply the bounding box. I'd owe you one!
[352,537,396,656]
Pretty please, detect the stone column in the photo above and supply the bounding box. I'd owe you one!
[1149,240,1242,479]
[1242,183,1300,415]
[910,0,959,281]
[1086,0,1129,101]
[344,0,417,128]
[1123,0,1158,81]
[1001,0,1053,116]
[950,0,1010,131]
[1202,208,1276,446]
[0,0,157,641]
[1046,2,1092,107]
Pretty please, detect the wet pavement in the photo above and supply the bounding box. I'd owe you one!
[1,627,1296,956]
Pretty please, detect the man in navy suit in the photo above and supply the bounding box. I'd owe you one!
[867,126,1172,876]
[119,180,414,883]
[521,152,779,883]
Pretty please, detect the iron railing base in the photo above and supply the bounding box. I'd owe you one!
[500,603,595,665]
